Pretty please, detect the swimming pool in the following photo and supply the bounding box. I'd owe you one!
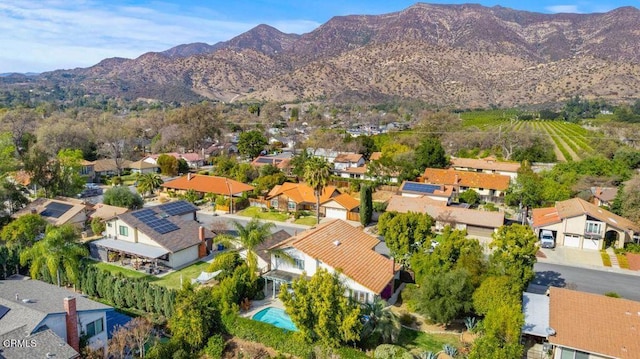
[252,307,298,331]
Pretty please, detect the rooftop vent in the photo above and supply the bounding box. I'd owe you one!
[333,240,341,246]
[545,327,556,336]
[22,298,32,304]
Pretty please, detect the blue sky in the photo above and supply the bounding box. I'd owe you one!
[1,0,636,73]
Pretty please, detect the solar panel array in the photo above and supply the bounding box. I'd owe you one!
[0,305,10,320]
[403,182,442,194]
[132,209,179,234]
[41,202,73,218]
[256,157,279,164]
[160,201,196,216]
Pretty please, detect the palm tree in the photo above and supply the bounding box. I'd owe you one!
[303,157,332,224]
[361,298,402,343]
[233,218,275,279]
[20,224,88,286]
[136,172,163,197]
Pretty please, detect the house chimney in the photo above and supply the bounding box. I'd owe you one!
[64,297,80,352]
[198,226,207,258]
[187,173,192,181]
[199,226,205,242]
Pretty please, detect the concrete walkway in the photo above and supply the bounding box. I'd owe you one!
[537,247,640,276]
[605,247,620,269]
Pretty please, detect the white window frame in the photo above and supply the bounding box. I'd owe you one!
[85,317,104,338]
[293,258,304,270]
[585,221,602,235]
[352,290,368,303]
[119,225,128,237]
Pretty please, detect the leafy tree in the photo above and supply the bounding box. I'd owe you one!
[489,224,539,292]
[103,186,144,209]
[0,178,29,215]
[180,189,199,203]
[0,132,18,173]
[237,130,268,159]
[361,298,401,344]
[90,217,106,236]
[290,149,312,179]
[55,148,86,197]
[377,211,433,265]
[280,269,362,348]
[303,157,332,224]
[410,268,475,325]
[0,214,47,248]
[168,285,221,353]
[20,224,88,286]
[415,137,448,172]
[618,175,640,223]
[136,173,164,197]
[157,154,178,176]
[23,146,85,197]
[505,161,542,221]
[360,184,373,226]
[458,189,480,206]
[253,172,286,195]
[472,275,519,316]
[231,218,274,280]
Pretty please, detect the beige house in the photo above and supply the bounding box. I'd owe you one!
[421,168,511,203]
[532,198,639,250]
[13,197,87,228]
[449,156,521,180]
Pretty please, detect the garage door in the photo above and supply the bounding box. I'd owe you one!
[564,234,580,248]
[582,237,600,250]
[325,207,347,220]
[466,226,495,239]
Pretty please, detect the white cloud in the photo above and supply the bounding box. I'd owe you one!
[0,0,318,73]
[545,5,581,13]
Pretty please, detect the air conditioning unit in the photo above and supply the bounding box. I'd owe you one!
[543,343,553,353]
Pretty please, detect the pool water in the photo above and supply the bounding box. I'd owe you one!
[252,307,298,331]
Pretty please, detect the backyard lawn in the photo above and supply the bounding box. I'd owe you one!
[152,261,212,290]
[90,261,151,279]
[397,327,461,355]
[236,207,290,222]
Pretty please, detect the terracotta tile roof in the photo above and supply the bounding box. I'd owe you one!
[558,198,638,233]
[450,157,521,173]
[334,153,363,163]
[162,174,254,195]
[386,195,504,228]
[271,220,398,293]
[266,182,339,204]
[343,166,368,174]
[10,170,32,186]
[422,168,510,191]
[549,287,640,358]
[532,207,561,227]
[322,193,360,211]
[370,152,382,161]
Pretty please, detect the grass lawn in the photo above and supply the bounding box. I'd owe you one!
[397,327,461,354]
[294,216,317,226]
[91,261,152,279]
[236,207,290,222]
[152,261,211,290]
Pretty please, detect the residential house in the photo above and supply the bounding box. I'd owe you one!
[306,148,342,163]
[333,153,365,172]
[422,168,511,203]
[88,203,129,222]
[266,182,340,213]
[548,287,640,359]
[591,187,618,208]
[12,197,87,228]
[91,158,132,179]
[251,153,294,176]
[80,160,95,181]
[321,193,360,221]
[243,229,292,274]
[449,156,521,179]
[127,159,159,175]
[386,195,505,241]
[0,278,113,358]
[161,174,254,212]
[93,200,213,269]
[532,198,639,250]
[265,220,401,304]
[399,181,453,204]
[143,152,204,169]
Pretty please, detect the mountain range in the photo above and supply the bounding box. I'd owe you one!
[3,2,640,107]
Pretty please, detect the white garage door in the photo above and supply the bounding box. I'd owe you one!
[582,238,600,250]
[325,207,347,220]
[466,226,495,239]
[564,234,580,248]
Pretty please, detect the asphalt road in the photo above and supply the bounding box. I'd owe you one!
[196,212,311,237]
[533,262,640,301]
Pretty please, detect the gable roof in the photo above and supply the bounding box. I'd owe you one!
[254,230,292,263]
[162,174,254,195]
[532,198,640,233]
[271,220,397,294]
[251,155,292,169]
[322,193,360,211]
[549,287,640,358]
[266,182,339,204]
[115,201,212,253]
[593,187,618,202]
[334,153,363,163]
[399,181,453,198]
[91,158,132,173]
[450,157,521,173]
[0,326,80,359]
[422,168,511,191]
[12,198,86,226]
[128,159,159,170]
[386,195,504,228]
[89,203,129,221]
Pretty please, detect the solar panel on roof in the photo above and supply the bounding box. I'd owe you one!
[403,182,442,194]
[41,202,74,218]
[132,209,156,220]
[132,207,180,234]
[256,157,274,164]
[160,201,195,216]
[0,305,10,320]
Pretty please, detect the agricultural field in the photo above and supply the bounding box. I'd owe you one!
[461,111,598,162]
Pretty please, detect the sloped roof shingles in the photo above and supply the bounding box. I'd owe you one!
[423,168,510,191]
[266,182,338,204]
[162,174,254,195]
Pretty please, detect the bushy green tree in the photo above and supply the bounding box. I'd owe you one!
[410,268,475,325]
[103,186,144,209]
[157,154,178,176]
[237,130,268,159]
[377,211,433,265]
[361,298,401,344]
[0,214,47,248]
[415,137,448,172]
[280,269,362,348]
[168,285,221,353]
[489,224,539,293]
[458,189,480,206]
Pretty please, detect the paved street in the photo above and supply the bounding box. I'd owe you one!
[196,212,311,236]
[533,262,640,301]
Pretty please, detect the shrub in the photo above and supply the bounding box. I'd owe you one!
[464,317,478,332]
[617,254,630,269]
[605,292,621,298]
[374,344,412,359]
[600,251,612,267]
[482,202,499,212]
[625,243,640,253]
[204,334,226,359]
[398,313,415,327]
[373,201,388,212]
[443,344,458,357]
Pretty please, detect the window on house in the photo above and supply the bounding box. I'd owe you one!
[270,199,278,208]
[560,348,589,359]
[294,258,304,270]
[86,317,104,338]
[478,188,484,191]
[119,225,128,237]
[352,290,368,303]
[585,221,602,234]
[288,201,296,211]
[107,223,112,228]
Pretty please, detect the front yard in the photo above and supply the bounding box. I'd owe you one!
[236,206,290,222]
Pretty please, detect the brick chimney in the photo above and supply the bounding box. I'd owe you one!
[198,226,207,258]
[187,173,192,181]
[64,297,80,353]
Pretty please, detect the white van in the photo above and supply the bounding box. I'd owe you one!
[540,230,555,249]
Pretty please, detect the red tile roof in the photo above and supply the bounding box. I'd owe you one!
[266,182,338,204]
[271,220,398,293]
[450,157,521,173]
[533,198,639,233]
[549,287,640,359]
[161,174,254,195]
[323,193,360,211]
[422,168,510,191]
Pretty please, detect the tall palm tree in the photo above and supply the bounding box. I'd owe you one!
[233,218,275,279]
[303,157,332,224]
[361,298,402,343]
[136,172,163,197]
[20,224,88,286]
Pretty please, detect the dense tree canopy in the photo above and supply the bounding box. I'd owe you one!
[237,130,268,159]
[378,211,433,265]
[103,186,144,209]
[489,224,539,293]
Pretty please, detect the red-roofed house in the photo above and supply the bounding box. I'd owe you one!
[532,198,640,250]
[321,193,360,221]
[266,182,340,213]
[422,168,511,203]
[266,220,402,304]
[161,174,254,213]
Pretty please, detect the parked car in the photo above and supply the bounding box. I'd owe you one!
[540,230,555,249]
[78,184,103,198]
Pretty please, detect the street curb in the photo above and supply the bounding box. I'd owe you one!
[536,257,640,277]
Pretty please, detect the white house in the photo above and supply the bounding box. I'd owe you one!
[449,156,521,180]
[0,279,113,358]
[265,220,401,304]
[333,153,365,171]
[94,201,213,269]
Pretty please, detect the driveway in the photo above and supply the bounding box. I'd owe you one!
[537,246,603,270]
